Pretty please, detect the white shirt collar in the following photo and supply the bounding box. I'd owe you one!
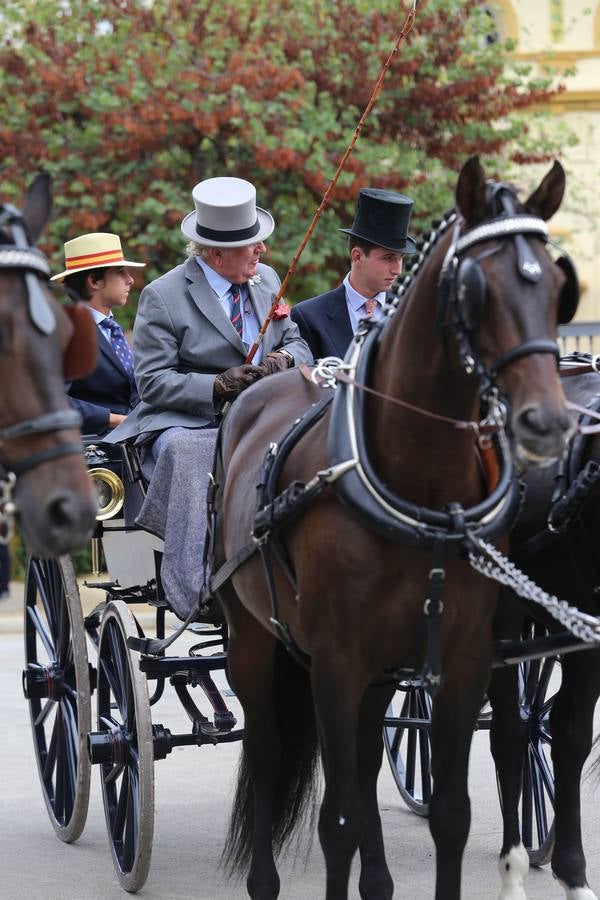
[343,273,386,311]
[89,307,110,325]
[197,256,238,300]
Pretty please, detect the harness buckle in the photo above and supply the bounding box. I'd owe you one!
[424,597,444,615]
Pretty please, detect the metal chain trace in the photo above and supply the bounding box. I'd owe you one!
[468,536,600,643]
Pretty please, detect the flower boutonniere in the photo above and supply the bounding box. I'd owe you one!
[248,274,262,286]
[272,301,290,320]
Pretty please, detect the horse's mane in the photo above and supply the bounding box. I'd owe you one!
[388,208,458,310]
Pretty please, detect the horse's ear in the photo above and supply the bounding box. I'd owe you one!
[523,161,565,222]
[455,155,487,224]
[21,173,53,245]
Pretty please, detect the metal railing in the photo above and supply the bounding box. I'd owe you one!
[559,322,600,356]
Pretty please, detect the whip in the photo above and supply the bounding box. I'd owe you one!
[244,0,419,364]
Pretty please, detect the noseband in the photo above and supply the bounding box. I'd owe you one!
[0,205,82,484]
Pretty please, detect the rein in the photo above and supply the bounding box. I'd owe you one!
[299,360,499,437]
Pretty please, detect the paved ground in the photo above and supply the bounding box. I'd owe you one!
[1,577,599,899]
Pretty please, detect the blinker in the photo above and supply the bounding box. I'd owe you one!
[555,254,579,325]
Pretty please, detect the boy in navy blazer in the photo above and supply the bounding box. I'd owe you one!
[291,188,417,359]
[51,233,145,435]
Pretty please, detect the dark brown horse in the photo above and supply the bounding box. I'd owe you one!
[0,175,97,556]
[489,365,600,900]
[216,156,574,899]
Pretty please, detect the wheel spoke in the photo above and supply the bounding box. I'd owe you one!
[124,768,140,871]
[529,740,555,802]
[532,658,556,711]
[43,716,58,783]
[27,606,56,660]
[34,697,56,728]
[521,761,533,848]
[112,768,129,840]
[105,762,125,786]
[528,751,549,845]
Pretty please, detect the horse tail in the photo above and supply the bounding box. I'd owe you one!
[589,733,600,781]
[222,641,320,875]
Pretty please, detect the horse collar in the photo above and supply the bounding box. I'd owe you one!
[327,327,521,551]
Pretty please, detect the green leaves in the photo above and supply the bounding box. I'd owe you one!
[0,0,574,323]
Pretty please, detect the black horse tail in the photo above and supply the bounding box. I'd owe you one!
[222,641,320,875]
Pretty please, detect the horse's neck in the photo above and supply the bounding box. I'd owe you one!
[368,246,483,505]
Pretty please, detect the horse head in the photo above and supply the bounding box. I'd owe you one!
[0,174,98,556]
[448,155,573,469]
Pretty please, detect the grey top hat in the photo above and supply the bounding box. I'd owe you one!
[181,177,275,247]
[340,188,417,255]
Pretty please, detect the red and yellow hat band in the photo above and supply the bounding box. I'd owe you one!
[65,248,125,270]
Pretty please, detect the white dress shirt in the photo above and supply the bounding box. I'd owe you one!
[343,273,386,334]
[197,257,263,363]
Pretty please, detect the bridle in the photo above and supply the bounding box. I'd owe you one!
[436,187,560,405]
[0,205,82,484]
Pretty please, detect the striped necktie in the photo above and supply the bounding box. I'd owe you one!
[230,284,243,337]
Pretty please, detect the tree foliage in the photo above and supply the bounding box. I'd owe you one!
[0,0,568,317]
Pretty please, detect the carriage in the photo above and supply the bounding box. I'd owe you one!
[14,157,600,900]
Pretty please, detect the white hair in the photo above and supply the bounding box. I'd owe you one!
[185,240,213,259]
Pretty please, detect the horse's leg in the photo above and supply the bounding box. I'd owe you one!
[550,650,600,900]
[357,682,396,900]
[222,596,281,900]
[311,653,368,900]
[428,653,491,900]
[488,664,530,900]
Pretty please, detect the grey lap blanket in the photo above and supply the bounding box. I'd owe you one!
[136,426,218,621]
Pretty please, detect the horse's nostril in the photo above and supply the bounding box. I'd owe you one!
[47,493,95,540]
[517,405,571,438]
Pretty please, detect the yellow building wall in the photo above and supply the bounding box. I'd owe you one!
[493,1,600,327]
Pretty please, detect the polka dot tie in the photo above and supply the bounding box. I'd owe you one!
[363,298,378,317]
[103,317,134,380]
[230,284,243,337]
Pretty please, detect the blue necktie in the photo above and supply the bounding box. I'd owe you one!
[230,285,243,337]
[103,317,134,379]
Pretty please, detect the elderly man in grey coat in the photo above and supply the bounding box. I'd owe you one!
[106,177,312,619]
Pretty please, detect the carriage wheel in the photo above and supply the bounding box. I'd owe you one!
[383,683,432,816]
[22,555,91,843]
[517,645,557,866]
[96,600,154,892]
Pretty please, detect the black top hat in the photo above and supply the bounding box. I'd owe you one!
[340,188,417,255]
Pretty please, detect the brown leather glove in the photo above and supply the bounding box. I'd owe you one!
[213,364,264,402]
[256,350,294,377]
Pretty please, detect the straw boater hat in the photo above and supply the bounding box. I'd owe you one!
[50,233,145,282]
[181,176,275,247]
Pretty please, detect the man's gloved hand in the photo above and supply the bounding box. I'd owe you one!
[213,364,264,402]
[256,350,294,377]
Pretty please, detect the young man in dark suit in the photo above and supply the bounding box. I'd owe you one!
[291,188,417,359]
[51,233,145,435]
